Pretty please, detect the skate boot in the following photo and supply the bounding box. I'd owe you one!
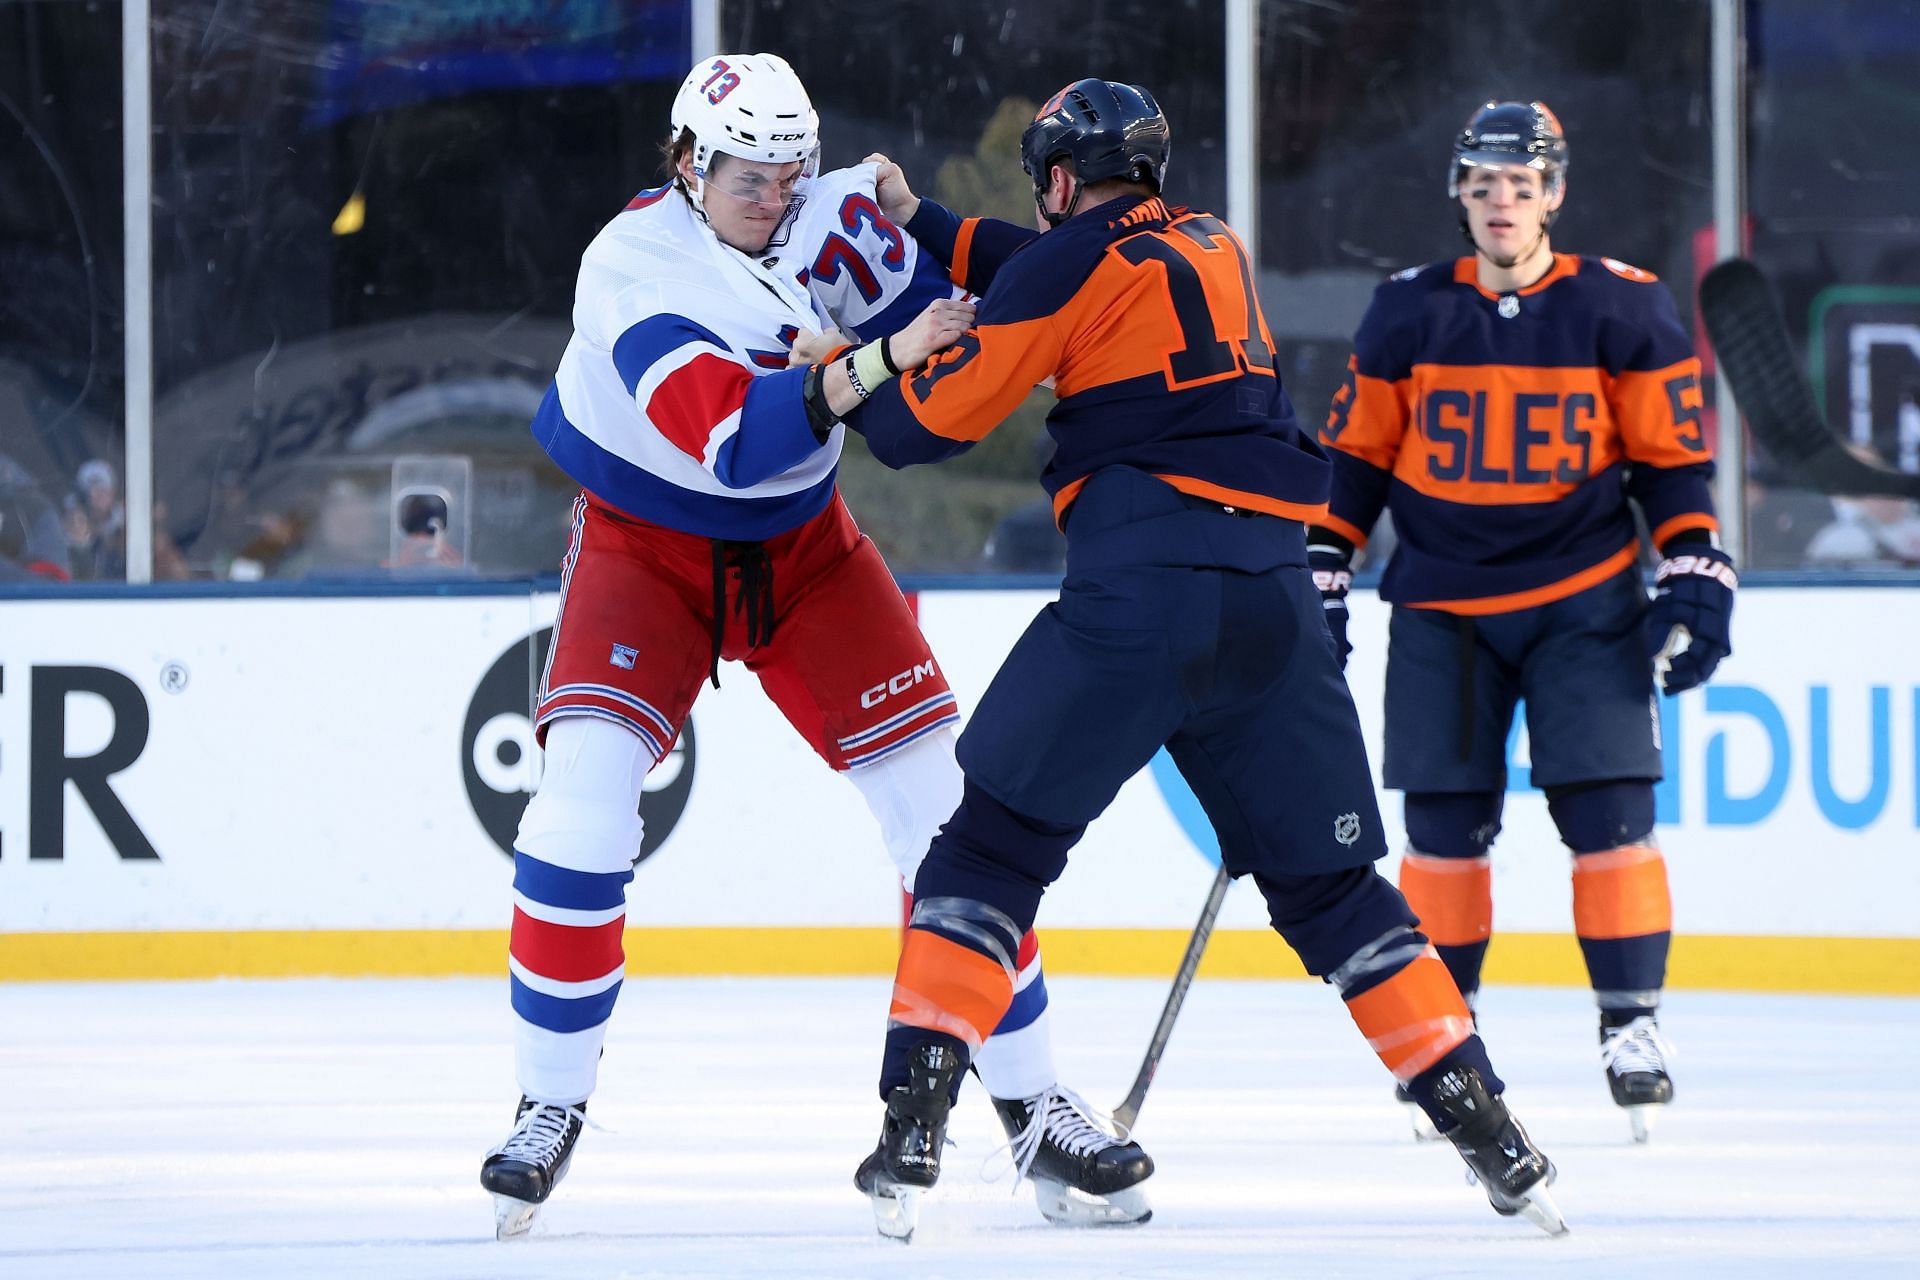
[1393,1081,1440,1142]
[480,1096,587,1240]
[1430,1066,1567,1236]
[1395,993,1474,1141]
[855,1041,964,1242]
[992,1086,1154,1227]
[1600,1013,1675,1144]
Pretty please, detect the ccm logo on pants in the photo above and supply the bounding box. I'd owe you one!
[862,661,938,709]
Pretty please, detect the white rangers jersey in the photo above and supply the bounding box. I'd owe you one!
[530,164,959,539]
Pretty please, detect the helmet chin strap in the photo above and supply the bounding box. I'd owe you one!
[677,158,712,225]
[1036,174,1085,228]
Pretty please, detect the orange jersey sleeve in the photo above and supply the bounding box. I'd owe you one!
[850,197,1331,522]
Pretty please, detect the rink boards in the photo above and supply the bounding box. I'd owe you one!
[1,585,1916,990]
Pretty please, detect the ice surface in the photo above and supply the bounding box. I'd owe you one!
[3,975,1916,1278]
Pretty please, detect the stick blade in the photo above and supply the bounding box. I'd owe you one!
[1699,258,1920,498]
[1699,259,1827,467]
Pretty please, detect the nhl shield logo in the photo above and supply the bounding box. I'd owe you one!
[1497,294,1521,319]
[1333,812,1363,846]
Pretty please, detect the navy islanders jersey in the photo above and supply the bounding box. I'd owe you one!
[850,194,1330,526]
[1320,254,1716,614]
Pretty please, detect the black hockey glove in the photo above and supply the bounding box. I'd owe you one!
[1307,532,1355,670]
[1646,543,1737,695]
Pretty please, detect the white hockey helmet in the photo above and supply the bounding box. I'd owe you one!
[669,53,820,180]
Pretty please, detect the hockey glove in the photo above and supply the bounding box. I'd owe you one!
[1308,535,1355,669]
[1646,545,1737,694]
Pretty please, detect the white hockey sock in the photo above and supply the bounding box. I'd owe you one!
[972,948,1058,1100]
[508,716,650,1106]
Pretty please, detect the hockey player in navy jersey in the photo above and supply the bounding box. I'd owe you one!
[803,79,1565,1240]
[1311,101,1738,1143]
[479,53,1152,1238]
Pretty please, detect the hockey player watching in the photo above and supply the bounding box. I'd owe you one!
[814,80,1565,1240]
[479,53,1153,1238]
[1310,101,1736,1144]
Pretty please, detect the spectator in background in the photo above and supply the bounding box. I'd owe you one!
[276,476,386,577]
[63,457,191,580]
[0,454,71,581]
[385,489,466,572]
[60,492,95,576]
[72,458,125,577]
[1804,493,1920,567]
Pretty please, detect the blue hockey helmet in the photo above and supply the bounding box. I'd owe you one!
[1448,100,1568,201]
[1020,79,1170,223]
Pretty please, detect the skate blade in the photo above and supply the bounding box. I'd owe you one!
[869,1185,920,1242]
[1031,1178,1153,1228]
[491,1193,539,1241]
[1515,1181,1569,1237]
[1626,1104,1659,1144]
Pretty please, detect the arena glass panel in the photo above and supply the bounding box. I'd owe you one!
[1744,0,1920,572]
[0,1,128,584]
[1251,0,1717,575]
[722,0,1229,576]
[137,0,687,582]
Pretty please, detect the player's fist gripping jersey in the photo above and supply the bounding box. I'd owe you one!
[532,164,965,541]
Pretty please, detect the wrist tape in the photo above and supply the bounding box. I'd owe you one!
[848,341,893,399]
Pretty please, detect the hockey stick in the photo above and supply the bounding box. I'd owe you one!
[1112,863,1232,1132]
[1698,258,1920,498]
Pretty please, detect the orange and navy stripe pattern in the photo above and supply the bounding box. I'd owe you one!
[1321,254,1717,613]
[888,929,1015,1055]
[853,196,1331,528]
[1341,947,1476,1081]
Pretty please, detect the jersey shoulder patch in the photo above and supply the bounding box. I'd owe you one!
[1599,256,1660,283]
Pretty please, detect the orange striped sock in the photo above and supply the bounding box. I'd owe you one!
[1342,947,1476,1082]
[888,928,1015,1056]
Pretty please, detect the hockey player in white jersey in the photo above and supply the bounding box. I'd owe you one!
[480,53,1154,1239]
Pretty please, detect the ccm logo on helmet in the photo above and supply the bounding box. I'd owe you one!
[861,660,938,709]
[770,132,808,142]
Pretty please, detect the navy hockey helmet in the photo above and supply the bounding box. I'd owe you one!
[1021,79,1170,224]
[1448,100,1568,202]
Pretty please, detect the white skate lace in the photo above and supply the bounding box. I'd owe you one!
[490,1101,591,1165]
[984,1085,1130,1187]
[1600,1016,1676,1077]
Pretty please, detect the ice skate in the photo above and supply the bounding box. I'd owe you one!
[1430,1066,1567,1237]
[1393,1081,1441,1141]
[1601,1014,1675,1143]
[992,1086,1154,1226]
[480,1096,587,1240]
[855,1042,964,1242]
